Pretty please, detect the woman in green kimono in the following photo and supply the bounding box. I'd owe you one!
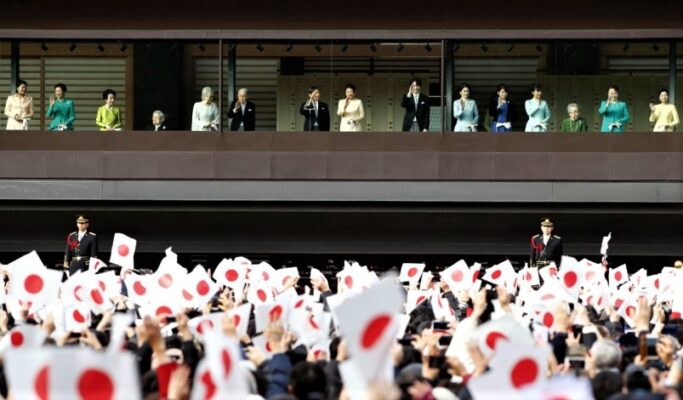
[598,85,630,133]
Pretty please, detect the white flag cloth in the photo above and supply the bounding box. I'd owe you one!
[5,347,141,400]
[181,265,219,309]
[440,260,472,292]
[88,257,108,272]
[213,258,247,289]
[609,264,629,289]
[600,232,612,256]
[109,233,137,269]
[399,263,425,287]
[519,374,595,399]
[475,314,535,357]
[203,332,249,397]
[7,259,61,313]
[335,278,404,384]
[0,324,46,356]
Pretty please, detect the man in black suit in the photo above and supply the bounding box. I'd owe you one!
[149,110,168,131]
[401,78,430,132]
[64,215,99,275]
[530,218,563,267]
[227,88,256,131]
[299,86,330,131]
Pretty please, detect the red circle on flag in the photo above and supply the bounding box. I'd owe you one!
[472,269,480,282]
[24,274,44,294]
[158,273,173,289]
[491,270,502,280]
[34,366,49,400]
[510,358,539,389]
[615,271,623,281]
[74,285,84,302]
[90,289,104,305]
[221,349,232,378]
[262,271,270,281]
[233,315,241,327]
[257,289,267,303]
[549,267,558,277]
[77,368,115,400]
[563,271,578,288]
[615,299,624,309]
[197,280,210,296]
[309,315,320,330]
[542,312,554,328]
[452,270,464,282]
[407,267,418,278]
[118,244,129,257]
[586,271,595,281]
[282,276,292,286]
[344,276,354,288]
[133,281,146,296]
[361,314,392,349]
[182,289,194,301]
[485,331,508,350]
[200,370,217,399]
[10,331,24,347]
[541,294,555,301]
[655,279,660,289]
[156,306,173,318]
[226,269,239,282]
[269,305,283,322]
[266,341,273,352]
[197,320,214,334]
[626,306,636,318]
[525,271,532,281]
[98,281,107,292]
[73,309,87,323]
[295,299,304,309]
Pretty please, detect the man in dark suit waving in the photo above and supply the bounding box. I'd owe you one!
[227,88,256,131]
[299,86,330,131]
[64,215,99,275]
[401,78,430,132]
[530,218,563,268]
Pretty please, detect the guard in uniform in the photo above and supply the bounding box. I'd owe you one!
[530,218,563,267]
[64,215,99,275]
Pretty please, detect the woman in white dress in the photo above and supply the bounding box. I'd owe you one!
[192,86,220,131]
[453,83,479,132]
[525,83,551,132]
[337,83,364,132]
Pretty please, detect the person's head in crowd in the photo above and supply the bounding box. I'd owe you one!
[458,83,471,100]
[308,86,321,102]
[15,79,27,96]
[102,89,116,107]
[623,364,652,394]
[396,363,428,400]
[589,339,623,373]
[591,369,623,400]
[237,88,249,104]
[344,83,356,100]
[54,83,67,100]
[201,86,213,103]
[152,110,165,127]
[288,362,327,400]
[567,103,581,121]
[656,334,680,367]
[531,83,543,100]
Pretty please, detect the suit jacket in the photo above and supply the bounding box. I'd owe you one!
[400,93,430,131]
[227,100,256,131]
[64,231,99,274]
[299,101,330,131]
[488,97,514,125]
[147,124,168,131]
[530,234,563,267]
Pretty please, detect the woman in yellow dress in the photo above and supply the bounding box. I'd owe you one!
[649,89,679,132]
[4,80,34,130]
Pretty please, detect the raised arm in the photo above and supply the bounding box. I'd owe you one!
[598,101,608,115]
[525,99,539,117]
[453,100,464,119]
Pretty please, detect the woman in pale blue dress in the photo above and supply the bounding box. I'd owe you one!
[525,83,551,132]
[191,86,220,131]
[453,83,479,132]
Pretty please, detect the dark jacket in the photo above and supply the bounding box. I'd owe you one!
[530,234,563,267]
[299,101,330,131]
[64,230,98,274]
[227,100,256,131]
[400,93,430,131]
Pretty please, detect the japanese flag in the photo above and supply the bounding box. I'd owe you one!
[518,266,540,288]
[63,303,92,333]
[124,273,152,306]
[203,332,249,397]
[274,267,300,292]
[630,268,647,289]
[140,299,181,321]
[8,260,61,312]
[558,256,583,300]
[0,324,46,356]
[109,233,136,269]
[214,258,247,289]
[405,290,431,315]
[609,264,629,288]
[152,252,187,296]
[182,265,219,308]
[2,250,44,276]
[335,278,404,383]
[249,261,277,284]
[189,312,227,338]
[399,263,425,287]
[88,257,108,273]
[580,258,604,285]
[468,341,548,399]
[520,374,594,400]
[616,295,639,328]
[229,303,252,338]
[440,260,472,292]
[482,260,515,288]
[255,300,291,333]
[247,282,274,306]
[475,314,535,357]
[252,333,276,360]
[190,359,219,400]
[600,232,612,256]
[5,347,141,400]
[94,270,120,302]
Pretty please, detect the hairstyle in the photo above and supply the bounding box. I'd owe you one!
[15,79,27,92]
[201,86,213,99]
[410,78,423,86]
[102,89,117,100]
[458,83,471,93]
[152,110,165,119]
[54,83,67,93]
[567,103,580,113]
[496,83,509,93]
[237,88,248,95]
[530,83,543,92]
[608,85,620,93]
[288,362,327,400]
[660,88,669,96]
[344,83,356,92]
[307,86,319,95]
[590,339,622,370]
[75,214,90,222]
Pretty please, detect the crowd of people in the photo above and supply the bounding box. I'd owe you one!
[4,79,680,133]
[0,216,681,399]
